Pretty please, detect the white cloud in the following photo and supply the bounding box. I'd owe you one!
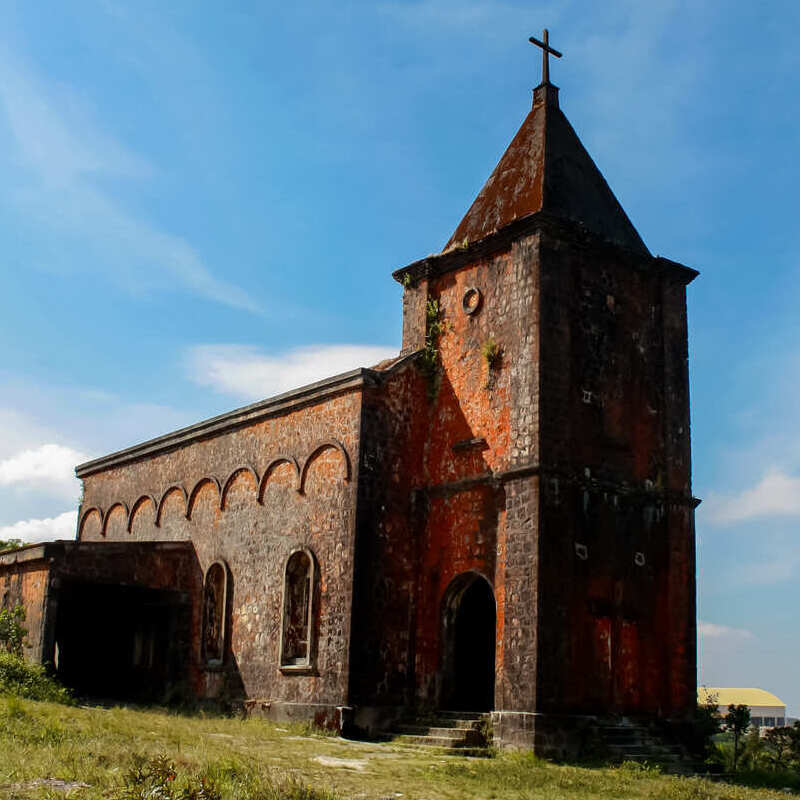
[0,49,258,312]
[704,469,800,525]
[0,444,88,502]
[698,621,755,641]
[187,344,398,401]
[0,510,77,544]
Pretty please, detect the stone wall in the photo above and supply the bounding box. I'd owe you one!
[77,387,364,711]
[0,541,200,696]
[534,227,697,719]
[0,551,50,662]
[387,216,697,734]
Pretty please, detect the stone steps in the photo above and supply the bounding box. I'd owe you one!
[387,710,490,756]
[597,722,691,773]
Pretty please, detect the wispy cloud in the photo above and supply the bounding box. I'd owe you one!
[187,344,398,401]
[0,510,77,544]
[0,444,88,503]
[704,469,800,525]
[699,621,755,641]
[0,49,258,312]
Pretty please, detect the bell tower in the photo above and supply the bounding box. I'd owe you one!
[391,33,699,754]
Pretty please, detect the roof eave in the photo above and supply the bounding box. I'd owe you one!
[75,367,382,479]
[393,212,699,285]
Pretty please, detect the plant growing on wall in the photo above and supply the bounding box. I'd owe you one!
[418,297,444,399]
[401,272,416,289]
[482,338,501,369]
[482,337,502,389]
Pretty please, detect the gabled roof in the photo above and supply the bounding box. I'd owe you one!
[698,687,786,709]
[444,83,649,256]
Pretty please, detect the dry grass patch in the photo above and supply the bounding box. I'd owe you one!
[0,697,793,800]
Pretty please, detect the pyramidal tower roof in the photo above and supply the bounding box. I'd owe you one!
[444,54,649,255]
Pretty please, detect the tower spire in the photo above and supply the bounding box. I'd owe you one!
[529,29,562,85]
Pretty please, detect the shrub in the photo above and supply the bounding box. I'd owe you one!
[0,604,27,657]
[0,652,72,704]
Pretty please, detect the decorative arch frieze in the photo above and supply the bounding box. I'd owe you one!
[78,507,103,539]
[258,455,301,503]
[156,485,188,527]
[299,438,351,493]
[127,495,157,533]
[186,477,222,520]
[101,502,129,538]
[220,465,260,510]
[84,440,351,536]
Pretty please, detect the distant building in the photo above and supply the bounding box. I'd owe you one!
[698,688,787,729]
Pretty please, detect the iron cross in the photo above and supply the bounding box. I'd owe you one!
[529,29,562,85]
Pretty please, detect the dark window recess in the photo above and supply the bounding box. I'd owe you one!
[282,551,314,666]
[202,563,227,666]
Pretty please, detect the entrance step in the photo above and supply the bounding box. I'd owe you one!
[596,721,693,774]
[387,711,491,756]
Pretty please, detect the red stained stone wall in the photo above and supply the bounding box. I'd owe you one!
[534,231,696,718]
[353,234,542,710]
[355,221,695,724]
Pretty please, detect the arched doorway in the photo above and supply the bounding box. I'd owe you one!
[441,572,496,712]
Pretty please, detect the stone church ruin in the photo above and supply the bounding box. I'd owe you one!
[0,39,699,756]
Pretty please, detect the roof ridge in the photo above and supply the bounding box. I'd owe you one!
[443,84,649,255]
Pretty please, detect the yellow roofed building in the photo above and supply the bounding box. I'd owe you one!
[698,688,787,729]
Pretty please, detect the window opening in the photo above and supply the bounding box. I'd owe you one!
[202,562,227,666]
[281,550,314,667]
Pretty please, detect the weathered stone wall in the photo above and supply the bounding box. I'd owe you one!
[415,235,542,712]
[534,229,696,719]
[351,361,429,708]
[0,541,201,684]
[382,220,695,731]
[354,234,541,714]
[0,553,50,662]
[77,390,363,709]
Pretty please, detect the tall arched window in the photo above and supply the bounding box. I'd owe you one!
[280,549,315,669]
[202,561,228,667]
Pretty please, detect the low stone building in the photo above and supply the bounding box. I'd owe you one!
[0,59,699,755]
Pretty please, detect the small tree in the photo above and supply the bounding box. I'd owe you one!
[0,538,22,553]
[724,703,751,772]
[742,725,765,770]
[688,690,723,764]
[763,725,794,771]
[788,721,800,766]
[0,604,28,657]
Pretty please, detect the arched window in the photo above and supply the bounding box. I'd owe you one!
[202,561,228,667]
[280,549,315,669]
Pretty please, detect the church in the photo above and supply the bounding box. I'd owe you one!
[0,37,699,756]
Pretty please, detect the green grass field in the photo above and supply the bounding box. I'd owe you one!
[0,696,793,799]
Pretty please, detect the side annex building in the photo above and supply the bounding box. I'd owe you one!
[0,69,700,756]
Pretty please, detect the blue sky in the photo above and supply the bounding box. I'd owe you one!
[1,0,799,714]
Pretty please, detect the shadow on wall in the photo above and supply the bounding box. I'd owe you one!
[50,544,243,707]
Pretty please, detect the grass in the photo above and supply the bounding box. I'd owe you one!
[0,696,795,800]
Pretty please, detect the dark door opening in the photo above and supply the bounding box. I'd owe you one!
[441,573,496,712]
[54,581,190,703]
